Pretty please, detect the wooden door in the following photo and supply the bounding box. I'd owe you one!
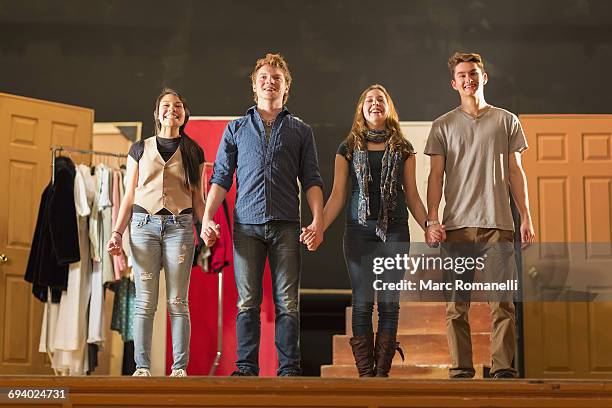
[0,93,93,374]
[521,114,612,378]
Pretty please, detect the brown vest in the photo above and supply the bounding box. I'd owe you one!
[134,137,192,215]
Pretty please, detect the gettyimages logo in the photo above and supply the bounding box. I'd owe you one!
[360,242,520,302]
[355,242,612,302]
[372,253,486,275]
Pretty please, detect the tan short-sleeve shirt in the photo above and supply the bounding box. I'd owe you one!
[424,106,528,231]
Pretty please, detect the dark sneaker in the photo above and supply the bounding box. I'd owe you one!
[231,369,256,376]
[493,371,516,379]
[278,371,301,377]
[450,372,474,379]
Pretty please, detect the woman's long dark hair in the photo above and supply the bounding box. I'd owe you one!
[153,88,204,191]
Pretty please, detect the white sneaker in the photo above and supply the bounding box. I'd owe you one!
[132,368,151,377]
[170,369,187,377]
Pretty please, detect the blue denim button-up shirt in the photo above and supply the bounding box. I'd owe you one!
[210,106,324,224]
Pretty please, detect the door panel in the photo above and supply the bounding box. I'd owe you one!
[0,93,92,374]
[521,114,612,378]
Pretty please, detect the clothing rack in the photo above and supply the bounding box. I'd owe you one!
[209,259,223,376]
[47,145,128,374]
[202,161,224,376]
[50,145,127,185]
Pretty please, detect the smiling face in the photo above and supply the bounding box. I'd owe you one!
[252,64,289,105]
[155,93,186,130]
[362,88,389,130]
[451,61,488,98]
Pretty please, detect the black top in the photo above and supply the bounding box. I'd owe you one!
[128,136,205,164]
[129,136,205,215]
[337,141,408,222]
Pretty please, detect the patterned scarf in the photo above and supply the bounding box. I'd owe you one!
[353,129,402,242]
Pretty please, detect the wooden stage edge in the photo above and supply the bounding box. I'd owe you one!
[1,377,611,408]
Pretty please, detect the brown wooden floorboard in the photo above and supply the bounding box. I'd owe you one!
[0,377,611,407]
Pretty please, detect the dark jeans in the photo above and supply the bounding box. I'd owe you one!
[343,219,409,337]
[232,221,301,376]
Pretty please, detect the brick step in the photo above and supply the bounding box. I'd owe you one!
[320,364,487,379]
[345,302,493,336]
[332,333,491,366]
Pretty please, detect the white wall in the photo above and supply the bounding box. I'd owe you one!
[400,121,445,243]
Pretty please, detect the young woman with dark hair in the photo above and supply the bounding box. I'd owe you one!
[107,88,205,377]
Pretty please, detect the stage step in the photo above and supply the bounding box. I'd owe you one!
[320,364,487,379]
[332,333,491,366]
[345,302,493,336]
[325,302,493,379]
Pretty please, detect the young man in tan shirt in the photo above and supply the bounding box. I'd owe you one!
[425,52,535,379]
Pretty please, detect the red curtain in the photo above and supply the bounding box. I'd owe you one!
[165,118,278,376]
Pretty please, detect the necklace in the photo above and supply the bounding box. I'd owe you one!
[263,120,274,127]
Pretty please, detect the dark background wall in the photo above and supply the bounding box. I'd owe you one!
[2,0,611,289]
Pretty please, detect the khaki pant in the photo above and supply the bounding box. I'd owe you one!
[443,227,517,378]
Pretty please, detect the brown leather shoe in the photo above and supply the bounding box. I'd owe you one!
[374,332,405,377]
[349,333,375,377]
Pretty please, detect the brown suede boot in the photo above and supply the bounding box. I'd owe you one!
[374,332,405,377]
[349,333,374,377]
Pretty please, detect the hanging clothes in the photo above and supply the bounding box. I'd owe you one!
[110,277,136,342]
[89,164,114,282]
[25,156,80,303]
[120,167,132,269]
[99,164,114,285]
[49,164,95,375]
[111,169,127,279]
[87,164,116,346]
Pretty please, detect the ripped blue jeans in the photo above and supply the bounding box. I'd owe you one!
[130,213,195,370]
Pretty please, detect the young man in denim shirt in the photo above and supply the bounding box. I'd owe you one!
[202,53,324,376]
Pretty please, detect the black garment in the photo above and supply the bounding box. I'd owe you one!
[337,141,408,222]
[87,343,99,374]
[122,341,136,375]
[24,156,80,303]
[132,206,193,215]
[128,136,205,163]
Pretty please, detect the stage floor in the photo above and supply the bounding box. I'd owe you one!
[1,376,611,407]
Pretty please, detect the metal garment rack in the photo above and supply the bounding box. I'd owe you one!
[203,161,225,376]
[50,145,127,184]
[209,259,224,376]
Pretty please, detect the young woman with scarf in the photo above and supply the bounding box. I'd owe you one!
[302,84,442,377]
[107,88,205,377]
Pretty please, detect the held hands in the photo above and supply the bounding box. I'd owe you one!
[299,220,324,251]
[201,218,221,247]
[425,223,446,247]
[106,232,123,256]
